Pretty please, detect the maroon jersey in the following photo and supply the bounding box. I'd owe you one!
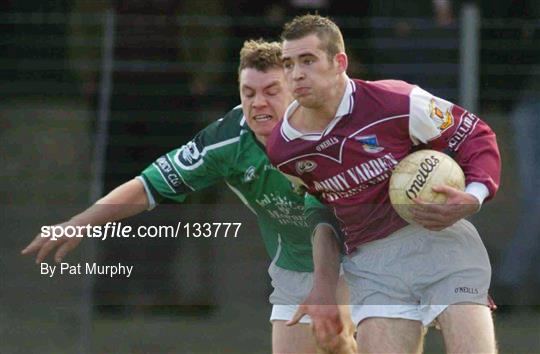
[267,79,501,254]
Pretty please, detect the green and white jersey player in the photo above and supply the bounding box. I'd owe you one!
[22,39,347,354]
[139,104,313,272]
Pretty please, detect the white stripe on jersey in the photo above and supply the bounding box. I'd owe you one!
[174,136,240,171]
[348,114,409,139]
[276,114,408,168]
[269,233,282,266]
[225,182,257,215]
[166,154,196,191]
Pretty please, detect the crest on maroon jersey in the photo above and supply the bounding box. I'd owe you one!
[295,160,317,175]
[429,98,454,132]
[354,134,384,153]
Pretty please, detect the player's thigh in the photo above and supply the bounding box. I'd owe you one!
[436,304,497,354]
[356,317,424,354]
[419,220,492,324]
[272,320,316,354]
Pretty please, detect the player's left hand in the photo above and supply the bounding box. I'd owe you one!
[411,185,479,231]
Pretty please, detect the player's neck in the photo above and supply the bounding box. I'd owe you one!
[255,134,267,146]
[292,76,348,133]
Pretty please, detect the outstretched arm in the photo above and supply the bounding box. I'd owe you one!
[288,224,341,325]
[288,225,357,353]
[21,178,149,263]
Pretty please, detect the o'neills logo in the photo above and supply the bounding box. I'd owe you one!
[454,286,479,294]
[405,155,440,200]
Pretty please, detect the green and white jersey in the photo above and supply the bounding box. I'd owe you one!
[139,105,314,272]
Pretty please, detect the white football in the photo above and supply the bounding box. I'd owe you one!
[389,150,465,224]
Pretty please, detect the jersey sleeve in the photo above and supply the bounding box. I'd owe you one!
[408,87,501,202]
[140,119,235,207]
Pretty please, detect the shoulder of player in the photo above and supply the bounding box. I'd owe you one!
[170,106,246,171]
[266,119,289,164]
[351,79,416,119]
[198,105,247,149]
[353,79,415,98]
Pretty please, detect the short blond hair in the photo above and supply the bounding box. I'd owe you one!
[238,39,282,79]
[281,14,345,60]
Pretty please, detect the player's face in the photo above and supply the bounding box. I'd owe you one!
[240,67,293,145]
[282,34,344,108]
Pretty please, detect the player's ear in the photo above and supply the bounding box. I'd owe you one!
[334,53,348,73]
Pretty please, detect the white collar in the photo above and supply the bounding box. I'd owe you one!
[280,77,356,141]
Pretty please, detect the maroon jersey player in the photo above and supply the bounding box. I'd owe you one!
[268,14,501,354]
[269,78,500,254]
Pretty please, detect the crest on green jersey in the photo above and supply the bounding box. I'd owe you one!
[243,165,257,183]
[176,140,203,170]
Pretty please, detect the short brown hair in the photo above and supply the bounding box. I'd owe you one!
[281,14,345,60]
[238,39,282,79]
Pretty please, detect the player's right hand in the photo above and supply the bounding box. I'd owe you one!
[288,291,345,352]
[21,222,83,263]
[411,185,480,231]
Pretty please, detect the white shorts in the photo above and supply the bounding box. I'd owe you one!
[268,262,314,324]
[343,220,491,326]
[268,262,362,325]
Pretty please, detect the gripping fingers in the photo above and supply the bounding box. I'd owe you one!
[411,210,448,229]
[420,222,448,231]
[316,321,337,342]
[412,201,445,214]
[411,207,444,223]
[312,308,343,346]
[314,319,347,353]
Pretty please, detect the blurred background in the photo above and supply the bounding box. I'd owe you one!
[2,0,539,353]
